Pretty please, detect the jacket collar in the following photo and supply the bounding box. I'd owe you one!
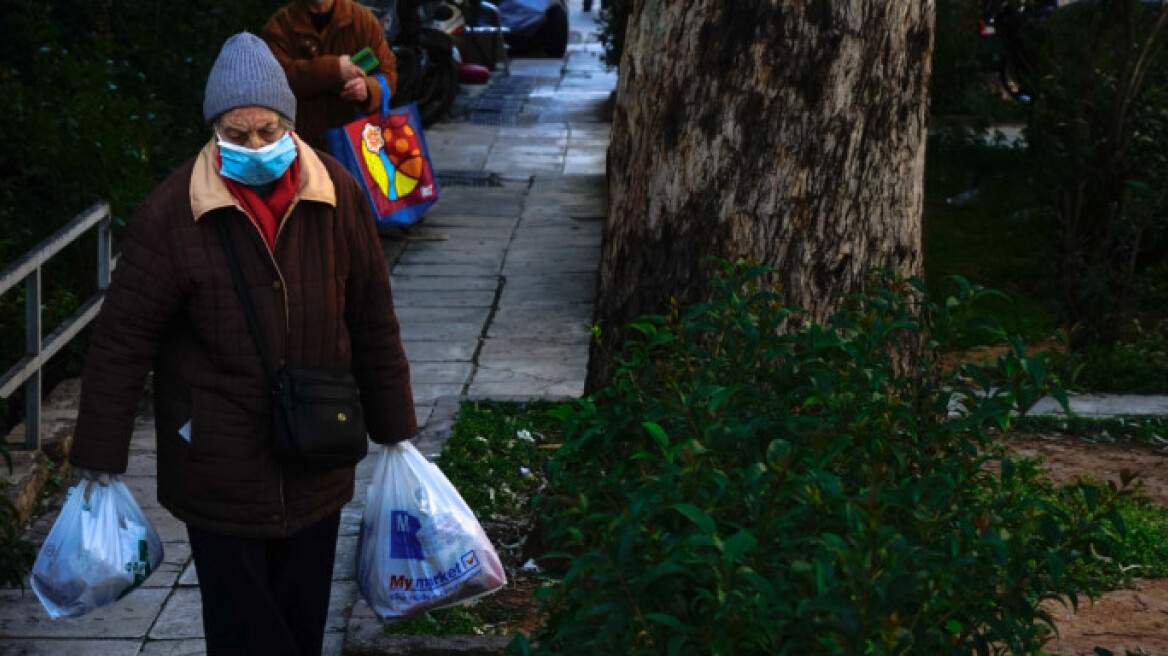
[284,0,357,35]
[190,131,335,222]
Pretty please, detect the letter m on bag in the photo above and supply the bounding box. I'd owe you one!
[389,510,425,560]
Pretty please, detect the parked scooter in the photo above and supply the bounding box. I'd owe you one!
[977,0,1059,102]
[373,0,462,126]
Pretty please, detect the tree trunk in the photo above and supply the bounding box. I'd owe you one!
[587,0,934,392]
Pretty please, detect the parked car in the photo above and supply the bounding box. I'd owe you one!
[497,0,569,58]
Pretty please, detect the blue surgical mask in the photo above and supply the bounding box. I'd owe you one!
[217,132,298,186]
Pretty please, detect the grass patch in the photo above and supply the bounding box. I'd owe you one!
[384,399,565,637]
[925,129,1061,345]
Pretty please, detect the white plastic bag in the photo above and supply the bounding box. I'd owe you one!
[357,442,506,620]
[31,478,164,618]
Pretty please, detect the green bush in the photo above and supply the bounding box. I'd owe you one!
[513,261,1127,655]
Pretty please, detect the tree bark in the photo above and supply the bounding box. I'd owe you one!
[587,0,934,392]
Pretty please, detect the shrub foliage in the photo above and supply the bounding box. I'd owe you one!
[516,262,1125,655]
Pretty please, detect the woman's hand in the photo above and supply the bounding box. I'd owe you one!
[340,76,369,103]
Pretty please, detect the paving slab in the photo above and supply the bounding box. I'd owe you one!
[506,245,600,262]
[395,306,493,325]
[143,507,188,544]
[0,587,171,639]
[491,303,594,324]
[0,639,143,655]
[148,588,203,640]
[476,339,592,366]
[390,275,500,292]
[122,475,160,508]
[178,562,198,587]
[409,361,475,385]
[339,501,365,538]
[473,362,589,385]
[124,452,158,477]
[509,228,601,245]
[138,639,209,655]
[406,225,516,240]
[410,383,469,404]
[425,189,526,217]
[400,340,478,362]
[398,322,484,342]
[416,214,518,229]
[333,535,359,582]
[467,380,584,399]
[396,250,511,267]
[326,581,360,634]
[392,290,497,309]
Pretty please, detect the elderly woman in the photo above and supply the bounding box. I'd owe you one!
[68,32,416,656]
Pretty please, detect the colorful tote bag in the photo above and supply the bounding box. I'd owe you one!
[326,75,440,227]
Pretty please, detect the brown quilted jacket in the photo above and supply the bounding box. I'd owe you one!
[263,0,398,150]
[69,134,416,538]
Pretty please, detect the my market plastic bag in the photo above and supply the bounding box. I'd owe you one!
[357,442,506,620]
[31,478,164,618]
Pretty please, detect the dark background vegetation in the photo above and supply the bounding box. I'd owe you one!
[0,0,278,435]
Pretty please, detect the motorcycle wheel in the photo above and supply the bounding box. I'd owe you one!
[998,58,1031,103]
[415,55,460,127]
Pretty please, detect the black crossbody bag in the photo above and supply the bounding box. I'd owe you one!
[216,218,368,469]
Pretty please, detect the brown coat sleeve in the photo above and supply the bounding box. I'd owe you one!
[263,11,346,98]
[335,165,416,443]
[70,193,185,473]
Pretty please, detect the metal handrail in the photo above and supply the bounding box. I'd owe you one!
[0,201,114,450]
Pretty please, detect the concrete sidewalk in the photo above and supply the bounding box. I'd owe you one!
[0,3,615,654]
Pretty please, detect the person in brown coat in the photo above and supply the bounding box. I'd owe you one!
[263,0,398,151]
[68,33,415,656]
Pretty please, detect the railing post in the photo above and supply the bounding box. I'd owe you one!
[24,269,41,450]
[97,212,112,290]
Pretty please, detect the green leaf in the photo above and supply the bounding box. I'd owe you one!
[672,503,716,534]
[721,530,757,564]
[642,421,669,450]
[645,612,691,633]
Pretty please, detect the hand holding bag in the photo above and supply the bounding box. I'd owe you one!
[31,478,164,618]
[326,74,440,228]
[216,219,368,469]
[357,442,507,620]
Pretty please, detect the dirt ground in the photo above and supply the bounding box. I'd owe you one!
[1007,433,1168,655]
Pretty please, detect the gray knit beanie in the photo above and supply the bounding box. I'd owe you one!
[202,32,297,124]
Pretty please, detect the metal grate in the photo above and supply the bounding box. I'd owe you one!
[436,170,504,187]
[459,75,540,127]
[468,110,520,127]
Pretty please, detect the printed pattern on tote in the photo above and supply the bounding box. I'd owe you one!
[343,108,437,221]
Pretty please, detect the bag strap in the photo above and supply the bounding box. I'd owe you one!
[374,73,391,117]
[215,217,280,386]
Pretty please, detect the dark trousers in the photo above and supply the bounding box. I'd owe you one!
[186,511,341,656]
